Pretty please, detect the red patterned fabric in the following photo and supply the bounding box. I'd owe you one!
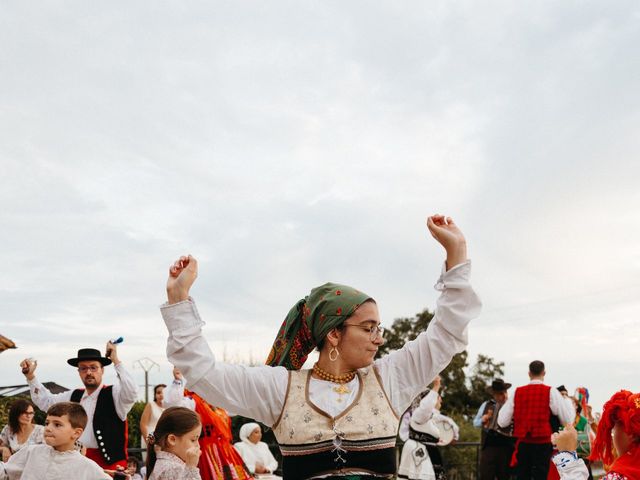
[187,390,254,480]
[513,384,552,443]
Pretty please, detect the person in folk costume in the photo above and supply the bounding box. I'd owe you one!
[398,376,446,480]
[497,360,574,480]
[550,390,640,480]
[473,378,515,480]
[160,214,482,480]
[573,387,598,461]
[20,343,137,470]
[140,383,167,461]
[234,423,279,476]
[163,367,253,480]
[430,397,459,446]
[548,388,597,480]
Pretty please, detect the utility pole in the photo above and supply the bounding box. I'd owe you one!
[134,358,159,403]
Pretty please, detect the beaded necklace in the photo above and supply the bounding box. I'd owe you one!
[312,363,356,384]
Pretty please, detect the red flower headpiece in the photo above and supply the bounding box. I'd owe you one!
[589,390,640,465]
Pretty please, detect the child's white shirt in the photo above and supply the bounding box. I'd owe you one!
[0,444,110,480]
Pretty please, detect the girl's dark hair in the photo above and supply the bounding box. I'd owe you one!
[145,407,201,479]
[8,399,34,434]
[153,384,166,402]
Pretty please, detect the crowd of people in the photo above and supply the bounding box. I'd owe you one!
[0,214,637,480]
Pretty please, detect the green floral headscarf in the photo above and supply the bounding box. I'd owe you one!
[266,282,373,370]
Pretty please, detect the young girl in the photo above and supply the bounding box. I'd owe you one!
[146,407,202,480]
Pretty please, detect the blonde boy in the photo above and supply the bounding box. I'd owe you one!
[0,402,110,479]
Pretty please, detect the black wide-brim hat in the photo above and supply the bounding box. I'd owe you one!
[67,348,112,367]
[486,378,512,394]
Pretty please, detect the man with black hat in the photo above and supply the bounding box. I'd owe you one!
[473,378,515,480]
[20,342,137,470]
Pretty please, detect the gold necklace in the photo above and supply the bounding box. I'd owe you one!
[312,363,356,384]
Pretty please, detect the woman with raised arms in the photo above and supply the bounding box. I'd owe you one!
[160,214,482,480]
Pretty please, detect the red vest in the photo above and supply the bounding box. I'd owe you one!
[513,383,552,443]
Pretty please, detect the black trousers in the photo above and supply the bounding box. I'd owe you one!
[515,442,553,480]
[479,445,513,480]
[426,444,446,480]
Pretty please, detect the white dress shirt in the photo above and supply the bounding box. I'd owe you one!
[162,260,482,426]
[497,379,575,429]
[27,363,138,448]
[410,390,439,426]
[0,444,110,480]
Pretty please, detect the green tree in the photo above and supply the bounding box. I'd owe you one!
[468,354,505,411]
[377,308,505,419]
[127,401,146,450]
[377,308,434,356]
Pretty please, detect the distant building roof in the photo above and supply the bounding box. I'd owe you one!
[0,383,69,397]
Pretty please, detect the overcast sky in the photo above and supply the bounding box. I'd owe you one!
[1,1,639,413]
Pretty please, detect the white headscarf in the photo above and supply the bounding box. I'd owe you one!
[239,422,261,444]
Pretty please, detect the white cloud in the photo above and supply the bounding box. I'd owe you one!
[1,1,638,413]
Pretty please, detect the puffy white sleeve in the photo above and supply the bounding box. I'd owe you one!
[375,261,481,414]
[162,299,288,426]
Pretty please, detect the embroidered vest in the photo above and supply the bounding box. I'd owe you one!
[71,386,128,464]
[273,366,398,480]
[513,384,552,443]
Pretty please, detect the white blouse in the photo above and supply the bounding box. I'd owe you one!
[0,444,110,480]
[0,425,44,454]
[149,451,201,480]
[146,401,165,432]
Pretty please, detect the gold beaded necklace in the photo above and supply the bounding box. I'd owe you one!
[312,363,356,384]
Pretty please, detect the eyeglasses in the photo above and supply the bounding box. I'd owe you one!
[343,323,385,341]
[22,411,35,416]
[78,366,101,373]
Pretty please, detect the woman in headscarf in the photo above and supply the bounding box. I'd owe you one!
[234,423,278,476]
[161,215,481,480]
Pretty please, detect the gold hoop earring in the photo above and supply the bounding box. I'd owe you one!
[329,347,339,362]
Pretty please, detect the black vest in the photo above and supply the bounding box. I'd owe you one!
[70,385,128,464]
[481,399,515,449]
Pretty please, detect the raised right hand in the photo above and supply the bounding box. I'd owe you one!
[20,358,37,381]
[166,255,198,304]
[426,214,467,270]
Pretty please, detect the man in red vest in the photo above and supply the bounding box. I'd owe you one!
[497,360,574,480]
